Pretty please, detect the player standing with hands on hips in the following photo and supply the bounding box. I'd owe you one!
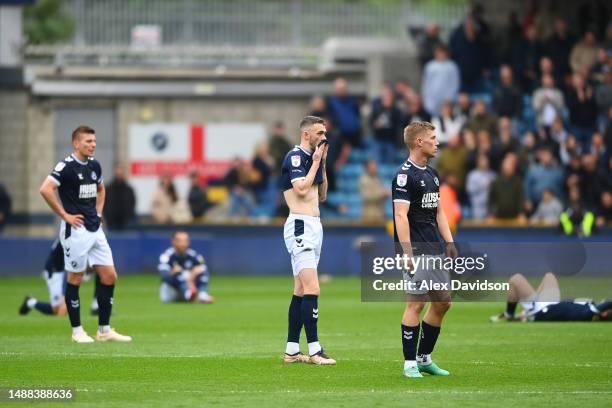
[39,125,131,343]
[280,116,336,365]
[392,121,457,378]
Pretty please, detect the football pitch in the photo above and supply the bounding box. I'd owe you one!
[1,275,610,407]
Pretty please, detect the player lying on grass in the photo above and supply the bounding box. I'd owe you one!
[491,272,612,322]
[158,231,213,304]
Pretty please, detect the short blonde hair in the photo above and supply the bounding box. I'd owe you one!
[403,121,435,148]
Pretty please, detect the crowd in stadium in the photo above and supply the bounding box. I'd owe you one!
[2,6,609,232]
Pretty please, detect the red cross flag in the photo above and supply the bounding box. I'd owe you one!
[129,123,266,214]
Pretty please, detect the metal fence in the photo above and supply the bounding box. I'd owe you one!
[63,0,469,47]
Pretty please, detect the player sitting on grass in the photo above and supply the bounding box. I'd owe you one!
[158,231,213,304]
[491,272,612,322]
[20,239,67,316]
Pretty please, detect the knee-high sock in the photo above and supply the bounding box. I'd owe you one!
[194,272,209,293]
[97,283,115,326]
[301,294,319,344]
[417,321,441,363]
[402,324,420,361]
[34,301,54,315]
[287,295,303,344]
[65,283,81,328]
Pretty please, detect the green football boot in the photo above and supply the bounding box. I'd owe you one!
[418,361,450,376]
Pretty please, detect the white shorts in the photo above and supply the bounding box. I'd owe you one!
[46,271,66,308]
[283,214,323,276]
[403,254,451,296]
[522,286,561,319]
[59,221,114,273]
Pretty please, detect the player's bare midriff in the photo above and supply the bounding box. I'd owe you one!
[284,184,320,217]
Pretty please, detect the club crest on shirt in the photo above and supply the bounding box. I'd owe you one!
[397,173,407,187]
[420,180,426,187]
[291,155,301,167]
[91,171,97,181]
[434,177,439,186]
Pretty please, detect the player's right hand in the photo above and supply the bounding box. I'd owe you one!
[63,213,84,228]
[312,144,323,163]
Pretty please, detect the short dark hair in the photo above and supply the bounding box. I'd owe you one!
[172,230,189,239]
[72,125,95,142]
[299,115,325,131]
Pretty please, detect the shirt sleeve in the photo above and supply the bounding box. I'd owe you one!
[392,171,412,203]
[49,161,67,186]
[287,153,307,183]
[93,160,103,184]
[158,252,172,274]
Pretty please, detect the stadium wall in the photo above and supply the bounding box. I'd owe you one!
[1,226,611,277]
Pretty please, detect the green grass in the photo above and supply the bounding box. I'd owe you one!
[0,275,611,407]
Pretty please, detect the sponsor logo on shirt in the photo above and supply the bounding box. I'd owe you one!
[79,184,97,199]
[421,192,439,208]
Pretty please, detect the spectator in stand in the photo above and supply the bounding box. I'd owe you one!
[517,131,537,175]
[267,121,292,174]
[421,44,460,117]
[187,170,210,219]
[512,25,542,92]
[450,17,485,92]
[595,68,612,131]
[103,164,136,230]
[493,65,523,120]
[436,133,468,193]
[590,131,608,162]
[393,78,412,112]
[530,188,563,225]
[455,92,472,123]
[560,134,582,166]
[224,158,256,218]
[501,11,522,64]
[309,95,329,120]
[550,117,569,146]
[0,182,11,233]
[570,30,599,75]
[358,160,390,221]
[439,173,462,233]
[369,84,402,163]
[497,117,520,158]
[524,147,565,210]
[596,190,612,226]
[431,100,464,148]
[543,18,576,86]
[589,48,610,85]
[533,73,565,129]
[566,72,599,151]
[466,154,496,220]
[565,154,583,192]
[412,23,443,67]
[538,56,563,90]
[560,186,595,237]
[466,99,498,137]
[605,107,612,152]
[580,154,611,208]
[251,141,274,204]
[488,153,526,221]
[466,129,499,172]
[401,91,431,127]
[327,77,362,147]
[151,173,192,224]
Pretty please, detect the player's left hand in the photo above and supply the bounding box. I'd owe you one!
[320,139,329,161]
[445,242,458,259]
